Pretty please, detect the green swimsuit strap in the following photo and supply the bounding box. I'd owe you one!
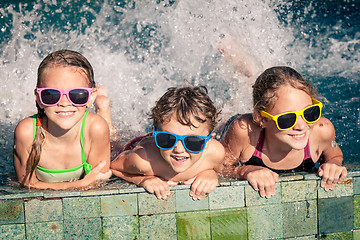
[80,111,92,174]
[33,112,92,174]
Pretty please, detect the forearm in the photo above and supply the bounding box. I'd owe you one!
[111,169,149,186]
[27,178,89,190]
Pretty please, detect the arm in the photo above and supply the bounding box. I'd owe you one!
[316,117,347,190]
[110,149,171,199]
[221,116,278,198]
[187,139,225,200]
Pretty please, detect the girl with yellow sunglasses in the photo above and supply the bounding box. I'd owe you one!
[221,66,347,198]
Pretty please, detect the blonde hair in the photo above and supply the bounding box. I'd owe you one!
[27,50,95,185]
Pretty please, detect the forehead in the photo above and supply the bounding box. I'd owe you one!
[39,66,90,87]
[269,85,313,113]
[158,113,211,135]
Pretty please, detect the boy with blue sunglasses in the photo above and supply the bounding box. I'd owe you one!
[111,86,225,200]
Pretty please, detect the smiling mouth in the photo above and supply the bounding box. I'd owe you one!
[56,111,75,117]
[171,156,189,165]
[289,133,306,139]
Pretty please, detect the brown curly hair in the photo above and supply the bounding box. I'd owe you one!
[151,86,220,131]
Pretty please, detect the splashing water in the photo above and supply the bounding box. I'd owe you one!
[0,0,359,183]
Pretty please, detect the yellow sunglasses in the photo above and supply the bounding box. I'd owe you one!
[260,99,323,131]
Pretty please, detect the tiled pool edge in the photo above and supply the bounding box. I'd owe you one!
[0,170,359,240]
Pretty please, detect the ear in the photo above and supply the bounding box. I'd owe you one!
[253,110,265,128]
[87,88,98,108]
[34,89,44,109]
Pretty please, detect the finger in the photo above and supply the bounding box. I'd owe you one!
[271,172,279,183]
[338,168,347,183]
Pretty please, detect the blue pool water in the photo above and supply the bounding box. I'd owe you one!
[0,0,359,185]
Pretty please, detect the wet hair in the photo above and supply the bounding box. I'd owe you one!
[151,86,220,132]
[27,49,95,185]
[252,66,318,113]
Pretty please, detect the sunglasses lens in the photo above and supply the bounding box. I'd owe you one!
[69,89,90,105]
[40,89,61,105]
[304,105,321,122]
[155,133,177,149]
[184,136,205,152]
[277,113,297,130]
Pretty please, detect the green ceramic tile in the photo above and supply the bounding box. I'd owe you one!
[43,191,81,199]
[281,180,317,202]
[354,195,360,229]
[102,216,139,240]
[282,200,317,238]
[245,183,281,206]
[318,231,353,239]
[209,186,245,210]
[63,196,100,219]
[354,229,360,239]
[318,196,353,234]
[101,194,138,217]
[354,177,360,195]
[139,213,177,240]
[138,191,176,215]
[64,218,102,239]
[279,174,304,182]
[247,204,283,239]
[210,208,247,240]
[24,199,63,223]
[0,199,24,224]
[175,189,209,212]
[284,236,317,239]
[177,211,210,240]
[318,178,353,198]
[26,221,64,240]
[0,224,25,239]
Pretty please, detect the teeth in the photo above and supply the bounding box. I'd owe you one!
[290,133,305,138]
[57,112,73,116]
[173,156,187,161]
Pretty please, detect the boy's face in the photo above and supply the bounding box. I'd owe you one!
[156,113,212,173]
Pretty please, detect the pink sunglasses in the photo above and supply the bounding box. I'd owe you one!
[36,88,94,106]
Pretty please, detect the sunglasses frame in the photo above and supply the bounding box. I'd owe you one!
[36,87,94,107]
[260,99,323,131]
[152,128,213,153]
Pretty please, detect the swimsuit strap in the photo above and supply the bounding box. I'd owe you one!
[121,132,153,152]
[81,111,92,174]
[252,129,265,159]
[33,112,92,174]
[303,140,311,160]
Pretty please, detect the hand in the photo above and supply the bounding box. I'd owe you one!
[140,176,171,200]
[318,162,347,191]
[82,160,112,186]
[244,166,279,198]
[189,170,218,200]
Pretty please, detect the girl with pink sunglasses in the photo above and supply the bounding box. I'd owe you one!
[13,50,112,190]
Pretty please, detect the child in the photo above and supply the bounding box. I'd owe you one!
[221,66,347,198]
[13,50,112,190]
[110,86,225,200]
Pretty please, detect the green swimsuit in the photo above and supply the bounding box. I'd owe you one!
[33,111,92,183]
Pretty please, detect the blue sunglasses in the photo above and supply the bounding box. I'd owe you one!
[152,128,212,153]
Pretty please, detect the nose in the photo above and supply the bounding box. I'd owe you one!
[293,115,308,130]
[172,140,186,153]
[58,93,71,106]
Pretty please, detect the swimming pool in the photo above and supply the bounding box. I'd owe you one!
[0,0,359,180]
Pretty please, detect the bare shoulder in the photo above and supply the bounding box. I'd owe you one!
[86,112,110,139]
[312,117,336,142]
[222,113,255,144]
[205,139,225,164]
[14,117,34,144]
[121,138,158,174]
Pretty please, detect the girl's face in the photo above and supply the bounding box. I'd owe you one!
[36,66,96,131]
[262,84,314,150]
[156,113,213,173]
